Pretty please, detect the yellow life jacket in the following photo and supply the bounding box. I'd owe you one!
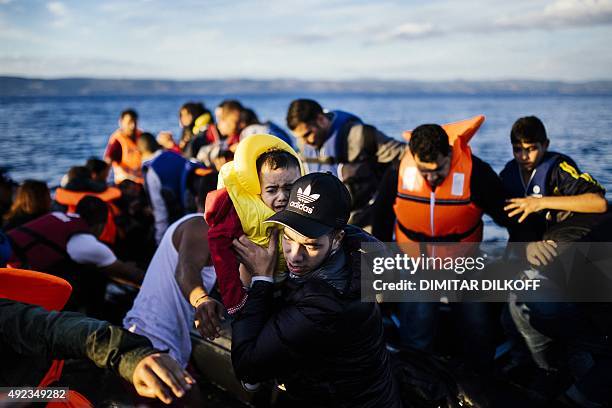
[218,134,305,279]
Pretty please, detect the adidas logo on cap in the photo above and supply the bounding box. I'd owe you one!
[289,184,319,214]
[296,185,319,203]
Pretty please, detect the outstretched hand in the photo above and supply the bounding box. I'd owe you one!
[194,296,225,340]
[504,197,544,223]
[232,229,279,278]
[132,352,195,405]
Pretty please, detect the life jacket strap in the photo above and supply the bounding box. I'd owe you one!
[396,219,483,243]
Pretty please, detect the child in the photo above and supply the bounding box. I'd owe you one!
[500,115,607,242]
[204,134,303,314]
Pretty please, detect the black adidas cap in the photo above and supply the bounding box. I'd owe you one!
[265,172,351,238]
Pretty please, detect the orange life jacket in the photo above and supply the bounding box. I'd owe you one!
[54,188,121,246]
[402,115,485,144]
[394,116,486,257]
[106,129,143,185]
[55,187,121,213]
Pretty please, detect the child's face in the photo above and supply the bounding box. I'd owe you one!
[259,165,301,212]
[512,141,548,172]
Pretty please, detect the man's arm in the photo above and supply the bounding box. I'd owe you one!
[346,125,406,164]
[231,281,329,382]
[174,217,225,340]
[104,139,122,164]
[101,260,145,287]
[230,232,333,382]
[66,234,144,286]
[470,155,513,228]
[371,161,399,242]
[0,299,193,403]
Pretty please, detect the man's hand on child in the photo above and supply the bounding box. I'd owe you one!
[505,197,544,223]
[194,296,225,340]
[232,230,279,278]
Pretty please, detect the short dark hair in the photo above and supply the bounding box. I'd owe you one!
[191,171,218,207]
[409,124,450,162]
[286,99,324,130]
[85,157,109,174]
[180,102,208,124]
[240,108,259,127]
[138,132,161,153]
[218,100,243,115]
[76,195,108,228]
[67,166,91,182]
[510,116,548,144]
[256,149,300,174]
[120,109,138,120]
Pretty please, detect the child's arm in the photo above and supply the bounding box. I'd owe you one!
[205,192,249,315]
[505,159,607,223]
[505,193,607,223]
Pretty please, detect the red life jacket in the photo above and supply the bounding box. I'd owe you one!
[7,212,90,273]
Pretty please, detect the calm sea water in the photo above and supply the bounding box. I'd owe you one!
[1,94,611,241]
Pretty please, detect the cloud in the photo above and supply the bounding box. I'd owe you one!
[273,32,334,45]
[368,22,442,43]
[47,1,70,27]
[495,0,612,30]
[47,2,67,17]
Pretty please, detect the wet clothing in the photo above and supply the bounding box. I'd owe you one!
[0,299,158,388]
[124,214,217,368]
[299,111,406,228]
[232,226,402,407]
[500,152,606,242]
[372,155,510,242]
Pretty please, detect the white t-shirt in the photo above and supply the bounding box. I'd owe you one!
[66,233,117,267]
[123,213,217,367]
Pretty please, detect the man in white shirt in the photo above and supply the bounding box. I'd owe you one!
[7,195,144,313]
[124,172,223,368]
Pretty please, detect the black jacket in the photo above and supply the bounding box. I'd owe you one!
[231,226,402,407]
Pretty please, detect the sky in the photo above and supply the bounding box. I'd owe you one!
[0,0,611,81]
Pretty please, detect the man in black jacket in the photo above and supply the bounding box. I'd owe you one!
[231,173,402,407]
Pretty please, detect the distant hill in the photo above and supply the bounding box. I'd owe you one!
[2,76,612,96]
